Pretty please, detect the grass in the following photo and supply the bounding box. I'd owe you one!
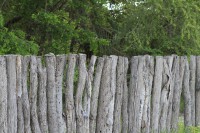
[178,122,200,133]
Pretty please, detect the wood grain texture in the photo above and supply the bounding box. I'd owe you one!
[6,55,17,133]
[45,54,58,133]
[89,57,104,133]
[0,56,7,133]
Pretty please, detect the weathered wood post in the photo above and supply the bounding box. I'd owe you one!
[16,55,24,133]
[37,57,48,133]
[22,56,31,133]
[128,56,139,133]
[171,56,185,132]
[89,57,104,133]
[141,55,154,133]
[0,56,7,133]
[159,56,173,132]
[83,55,97,133]
[65,54,77,133]
[183,57,192,127]
[113,57,125,133]
[151,56,163,133]
[6,55,17,133]
[165,55,178,132]
[45,54,58,133]
[75,54,87,133]
[196,56,200,126]
[134,56,146,133]
[189,56,196,126]
[30,56,41,133]
[96,56,118,133]
[55,55,66,133]
[121,57,129,133]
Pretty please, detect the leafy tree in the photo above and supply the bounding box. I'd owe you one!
[109,0,200,56]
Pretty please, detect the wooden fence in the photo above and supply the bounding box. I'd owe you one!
[0,54,198,133]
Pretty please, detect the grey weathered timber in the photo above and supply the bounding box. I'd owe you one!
[128,56,139,133]
[151,56,163,133]
[75,54,87,133]
[55,55,66,133]
[141,55,154,133]
[196,56,200,126]
[6,55,17,133]
[0,56,7,133]
[45,54,58,133]
[65,54,77,133]
[30,56,41,133]
[113,57,124,133]
[134,56,146,133]
[183,57,192,126]
[96,56,118,133]
[166,55,177,132]
[108,55,118,133]
[16,56,24,133]
[189,56,196,126]
[121,57,129,133]
[171,56,184,132]
[89,57,104,133]
[22,56,31,133]
[83,55,97,133]
[159,56,173,132]
[37,57,48,133]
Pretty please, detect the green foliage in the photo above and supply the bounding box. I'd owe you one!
[0,0,200,56]
[111,0,200,56]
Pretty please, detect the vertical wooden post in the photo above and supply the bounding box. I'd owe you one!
[166,55,177,132]
[16,55,24,133]
[55,55,66,133]
[22,56,31,133]
[189,56,196,126]
[45,54,58,133]
[171,56,184,131]
[65,54,77,133]
[196,56,200,126]
[141,55,154,133]
[75,54,87,133]
[133,56,146,133]
[89,57,104,133]
[30,56,41,133]
[113,57,124,133]
[159,56,173,132]
[128,56,139,133]
[121,57,129,133]
[96,56,118,133]
[183,57,192,126]
[151,56,163,133]
[37,57,48,133]
[0,56,7,133]
[6,55,17,133]
[83,55,97,133]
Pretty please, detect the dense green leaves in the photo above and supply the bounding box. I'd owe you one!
[0,0,200,56]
